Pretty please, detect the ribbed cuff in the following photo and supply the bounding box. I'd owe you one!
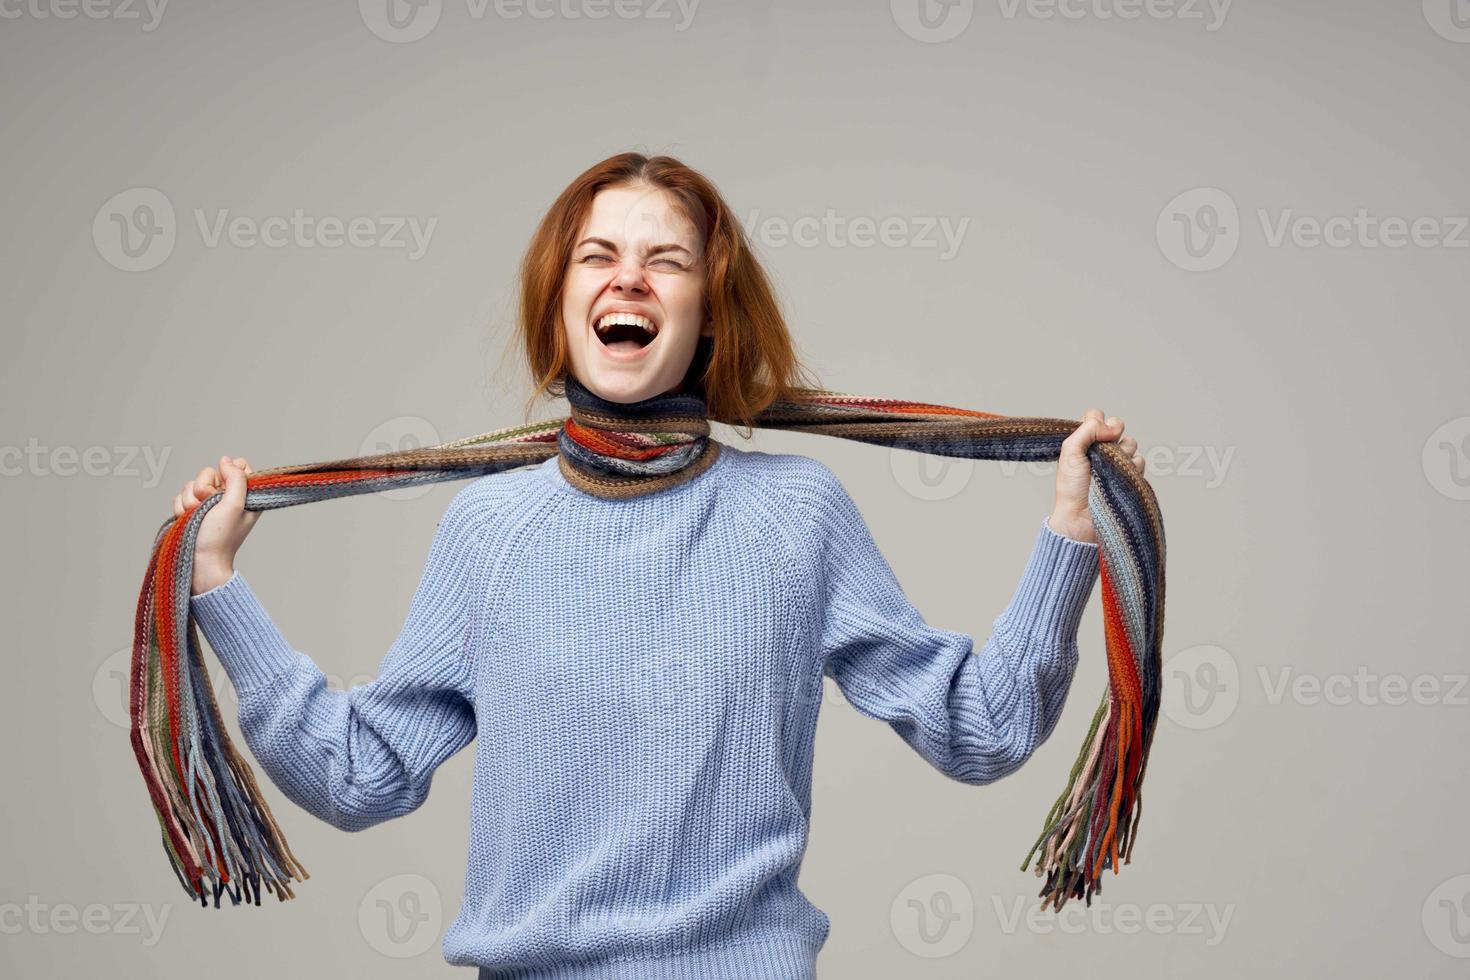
[995,515,1101,650]
[189,569,304,695]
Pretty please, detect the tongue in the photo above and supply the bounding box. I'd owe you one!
[606,340,644,353]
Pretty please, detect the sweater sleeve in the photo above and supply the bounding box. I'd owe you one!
[187,484,486,832]
[814,470,1100,786]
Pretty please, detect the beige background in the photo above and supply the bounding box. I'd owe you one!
[4,1,1468,976]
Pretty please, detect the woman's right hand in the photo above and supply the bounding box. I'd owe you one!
[172,455,261,595]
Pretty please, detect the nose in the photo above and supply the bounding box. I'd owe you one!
[610,258,649,296]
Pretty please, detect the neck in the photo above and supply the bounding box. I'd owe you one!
[555,374,721,499]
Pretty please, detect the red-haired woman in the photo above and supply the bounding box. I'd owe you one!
[173,153,1143,978]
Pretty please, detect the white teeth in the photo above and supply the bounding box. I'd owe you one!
[594,312,657,334]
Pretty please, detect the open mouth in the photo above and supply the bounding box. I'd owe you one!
[593,312,658,353]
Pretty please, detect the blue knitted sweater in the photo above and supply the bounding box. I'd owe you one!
[189,443,1100,978]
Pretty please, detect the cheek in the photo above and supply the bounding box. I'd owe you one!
[561,276,598,321]
[661,280,706,319]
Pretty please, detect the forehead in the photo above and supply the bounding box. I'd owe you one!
[580,185,700,247]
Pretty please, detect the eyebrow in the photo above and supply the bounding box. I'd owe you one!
[575,237,696,258]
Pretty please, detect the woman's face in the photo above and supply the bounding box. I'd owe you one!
[560,184,713,404]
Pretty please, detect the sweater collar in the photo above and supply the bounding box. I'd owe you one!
[556,374,723,499]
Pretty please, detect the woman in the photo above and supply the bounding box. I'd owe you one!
[172,153,1144,979]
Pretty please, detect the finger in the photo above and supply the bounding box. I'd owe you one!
[1065,421,1104,461]
[173,494,184,517]
[1061,421,1090,455]
[221,456,248,512]
[193,468,220,500]
[1118,436,1137,455]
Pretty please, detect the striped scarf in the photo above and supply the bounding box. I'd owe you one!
[131,374,1165,914]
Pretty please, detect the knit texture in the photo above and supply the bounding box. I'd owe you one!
[189,444,1099,978]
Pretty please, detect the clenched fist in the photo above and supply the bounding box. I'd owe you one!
[1049,409,1146,545]
[171,455,260,595]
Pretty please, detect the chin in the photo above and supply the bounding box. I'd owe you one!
[574,361,675,405]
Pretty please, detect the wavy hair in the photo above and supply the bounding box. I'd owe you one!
[513,151,821,435]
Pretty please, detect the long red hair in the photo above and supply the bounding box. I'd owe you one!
[513,152,820,435]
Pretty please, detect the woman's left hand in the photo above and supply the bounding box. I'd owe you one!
[1048,408,1146,545]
